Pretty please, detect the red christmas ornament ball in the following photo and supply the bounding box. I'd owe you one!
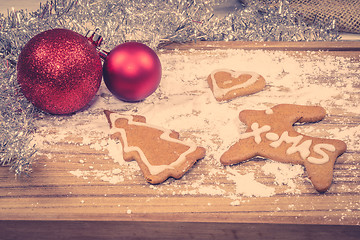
[17,28,102,114]
[103,42,161,102]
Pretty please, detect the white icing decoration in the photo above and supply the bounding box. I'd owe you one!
[239,122,271,144]
[265,109,274,114]
[266,132,279,141]
[109,113,198,175]
[210,69,261,98]
[269,131,312,160]
[240,122,337,165]
[307,144,336,164]
[287,140,312,159]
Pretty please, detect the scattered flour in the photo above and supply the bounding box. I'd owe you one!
[262,161,304,194]
[69,169,125,184]
[226,167,276,197]
[32,48,360,203]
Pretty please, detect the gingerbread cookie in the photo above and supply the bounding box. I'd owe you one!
[207,69,266,101]
[104,110,206,184]
[220,104,347,193]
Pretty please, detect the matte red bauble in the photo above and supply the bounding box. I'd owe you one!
[103,42,161,102]
[17,28,102,114]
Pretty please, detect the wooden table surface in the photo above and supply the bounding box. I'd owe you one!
[1,41,359,239]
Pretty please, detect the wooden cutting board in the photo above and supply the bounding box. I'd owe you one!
[0,41,359,239]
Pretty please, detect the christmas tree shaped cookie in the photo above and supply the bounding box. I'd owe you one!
[104,110,206,184]
[220,104,347,192]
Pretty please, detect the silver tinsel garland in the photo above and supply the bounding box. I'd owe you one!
[0,0,339,175]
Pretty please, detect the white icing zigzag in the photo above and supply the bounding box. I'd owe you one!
[210,69,261,98]
[109,113,198,176]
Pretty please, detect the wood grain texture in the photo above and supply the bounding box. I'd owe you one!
[160,40,360,52]
[0,221,359,240]
[0,41,359,239]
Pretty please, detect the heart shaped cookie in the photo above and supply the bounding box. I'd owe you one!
[207,69,266,101]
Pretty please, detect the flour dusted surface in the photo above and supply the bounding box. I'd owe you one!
[32,48,359,204]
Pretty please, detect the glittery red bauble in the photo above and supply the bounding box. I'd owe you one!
[17,28,102,114]
[103,42,161,102]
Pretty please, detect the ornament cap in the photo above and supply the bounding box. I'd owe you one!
[85,29,103,48]
[85,28,109,59]
[99,49,109,60]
